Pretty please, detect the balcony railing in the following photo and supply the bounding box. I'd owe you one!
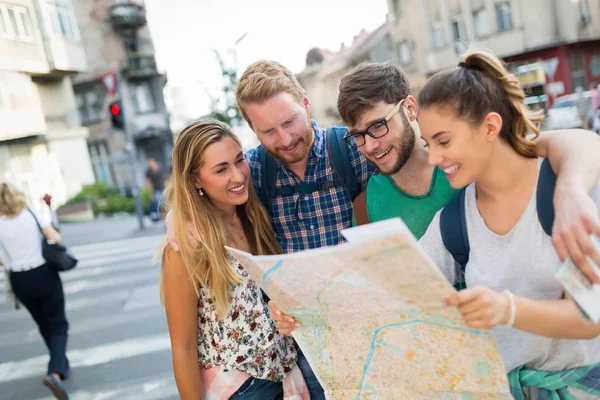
[124,53,158,78]
[109,3,147,30]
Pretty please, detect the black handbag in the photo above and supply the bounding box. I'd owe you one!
[27,208,78,272]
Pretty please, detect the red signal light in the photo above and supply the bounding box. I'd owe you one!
[111,103,121,116]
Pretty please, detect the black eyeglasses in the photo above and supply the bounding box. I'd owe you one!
[343,99,405,148]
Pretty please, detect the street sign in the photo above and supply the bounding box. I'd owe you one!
[102,72,117,96]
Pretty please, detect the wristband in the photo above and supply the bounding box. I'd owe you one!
[502,290,516,328]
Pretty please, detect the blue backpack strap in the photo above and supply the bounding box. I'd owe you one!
[536,158,556,236]
[440,159,556,291]
[257,144,277,212]
[326,126,361,201]
[440,189,469,291]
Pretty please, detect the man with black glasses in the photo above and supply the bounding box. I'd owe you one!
[338,63,457,236]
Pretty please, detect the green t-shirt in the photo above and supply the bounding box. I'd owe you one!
[352,167,459,239]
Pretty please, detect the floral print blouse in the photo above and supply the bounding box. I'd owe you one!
[197,254,297,382]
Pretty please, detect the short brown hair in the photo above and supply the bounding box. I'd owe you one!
[338,62,412,126]
[236,60,305,127]
[418,49,542,158]
[0,182,27,217]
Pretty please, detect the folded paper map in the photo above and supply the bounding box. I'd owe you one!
[227,218,511,399]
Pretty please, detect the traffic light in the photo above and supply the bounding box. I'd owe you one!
[109,100,124,130]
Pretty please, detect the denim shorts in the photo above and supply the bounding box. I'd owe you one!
[229,376,284,399]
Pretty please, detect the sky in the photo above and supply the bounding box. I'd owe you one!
[144,0,389,118]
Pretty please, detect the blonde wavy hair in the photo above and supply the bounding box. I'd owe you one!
[160,119,282,319]
[0,183,27,218]
[417,49,543,157]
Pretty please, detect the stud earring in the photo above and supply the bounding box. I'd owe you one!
[198,188,204,196]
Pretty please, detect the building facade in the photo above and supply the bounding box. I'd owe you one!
[0,0,95,212]
[297,23,394,127]
[388,0,600,106]
[70,0,172,191]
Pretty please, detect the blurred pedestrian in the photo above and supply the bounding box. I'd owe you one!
[573,86,591,129]
[592,84,600,113]
[161,120,307,399]
[146,157,166,222]
[0,183,70,400]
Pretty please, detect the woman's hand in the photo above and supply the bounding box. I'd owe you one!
[268,301,301,336]
[445,286,509,330]
[552,180,600,284]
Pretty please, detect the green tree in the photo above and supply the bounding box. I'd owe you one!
[207,33,247,127]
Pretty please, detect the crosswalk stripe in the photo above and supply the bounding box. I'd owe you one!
[31,375,177,400]
[0,289,132,323]
[62,269,158,295]
[70,236,164,257]
[0,333,171,383]
[74,249,156,269]
[0,303,164,350]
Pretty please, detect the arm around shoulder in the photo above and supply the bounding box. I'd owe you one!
[163,245,203,399]
[535,129,600,284]
[535,129,600,191]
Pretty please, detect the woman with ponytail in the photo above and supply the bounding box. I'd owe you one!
[418,50,600,399]
[161,119,307,399]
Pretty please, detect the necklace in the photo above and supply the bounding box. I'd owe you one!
[228,228,245,241]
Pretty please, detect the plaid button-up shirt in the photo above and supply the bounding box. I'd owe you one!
[246,120,376,254]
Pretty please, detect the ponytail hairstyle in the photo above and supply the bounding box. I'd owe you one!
[418,49,543,157]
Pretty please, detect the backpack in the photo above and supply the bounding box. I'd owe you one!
[440,158,557,290]
[353,189,370,226]
[256,126,362,212]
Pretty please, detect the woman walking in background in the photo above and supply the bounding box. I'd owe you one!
[0,183,70,400]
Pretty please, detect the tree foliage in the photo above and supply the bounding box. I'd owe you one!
[207,34,247,126]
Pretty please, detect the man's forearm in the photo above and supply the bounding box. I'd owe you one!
[536,129,600,191]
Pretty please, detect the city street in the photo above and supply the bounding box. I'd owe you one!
[0,218,178,400]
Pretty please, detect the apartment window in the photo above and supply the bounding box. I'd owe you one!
[472,9,488,38]
[132,82,156,114]
[580,0,591,24]
[89,142,114,186]
[391,0,401,20]
[570,52,587,91]
[75,83,107,125]
[0,4,35,41]
[0,82,8,110]
[452,16,467,43]
[43,0,79,40]
[430,21,444,49]
[398,40,410,64]
[496,2,513,32]
[0,8,7,36]
[591,53,600,77]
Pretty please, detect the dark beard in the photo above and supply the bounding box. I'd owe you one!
[380,114,416,176]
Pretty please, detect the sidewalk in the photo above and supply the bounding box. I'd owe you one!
[59,214,166,246]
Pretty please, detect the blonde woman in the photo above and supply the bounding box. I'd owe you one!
[417,50,600,399]
[0,183,70,400]
[161,119,307,399]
